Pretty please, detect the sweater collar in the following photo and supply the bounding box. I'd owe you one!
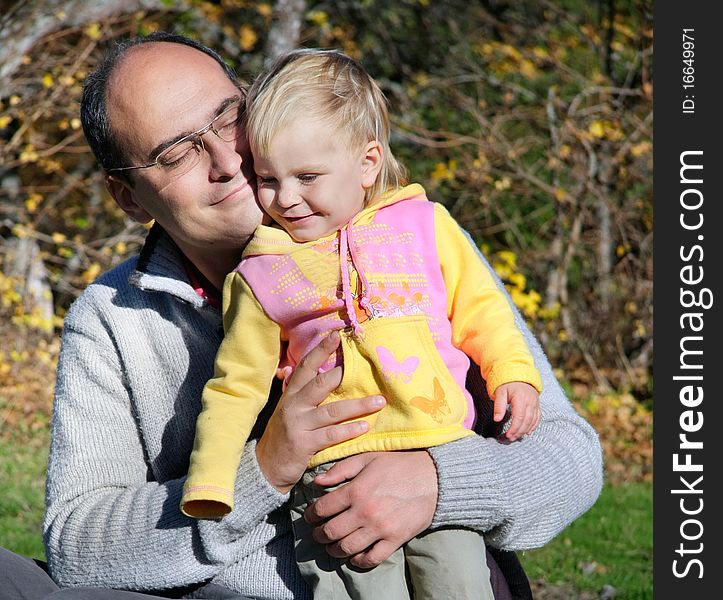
[129,223,217,310]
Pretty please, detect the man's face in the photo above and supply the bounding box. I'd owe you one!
[106,42,262,255]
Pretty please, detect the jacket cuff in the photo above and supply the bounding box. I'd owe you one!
[485,363,543,398]
[215,439,290,536]
[427,436,505,531]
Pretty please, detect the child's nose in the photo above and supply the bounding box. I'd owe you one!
[277,185,300,208]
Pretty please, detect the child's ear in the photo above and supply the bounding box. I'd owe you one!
[106,175,153,224]
[360,140,383,189]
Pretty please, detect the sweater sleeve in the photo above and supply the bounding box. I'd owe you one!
[183,272,282,517]
[427,222,603,550]
[43,281,289,591]
[433,203,542,396]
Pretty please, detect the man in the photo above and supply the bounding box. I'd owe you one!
[0,32,602,599]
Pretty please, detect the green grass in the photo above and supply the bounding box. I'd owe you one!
[0,431,48,560]
[521,482,653,599]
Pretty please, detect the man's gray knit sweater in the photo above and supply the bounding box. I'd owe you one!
[43,226,603,598]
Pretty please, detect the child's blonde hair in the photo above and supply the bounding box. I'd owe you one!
[245,48,407,203]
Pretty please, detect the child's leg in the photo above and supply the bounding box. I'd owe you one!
[404,528,494,600]
[290,462,411,600]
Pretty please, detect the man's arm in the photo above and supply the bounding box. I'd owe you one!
[428,226,603,549]
[43,298,286,590]
[44,287,383,590]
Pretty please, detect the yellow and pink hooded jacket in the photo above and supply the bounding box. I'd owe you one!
[182,184,542,517]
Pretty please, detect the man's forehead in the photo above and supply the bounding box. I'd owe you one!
[107,42,238,153]
[110,43,231,108]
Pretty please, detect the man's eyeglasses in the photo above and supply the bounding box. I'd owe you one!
[107,100,244,178]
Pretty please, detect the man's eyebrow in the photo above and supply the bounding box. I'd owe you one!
[146,95,242,161]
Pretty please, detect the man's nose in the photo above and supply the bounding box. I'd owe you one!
[204,133,242,180]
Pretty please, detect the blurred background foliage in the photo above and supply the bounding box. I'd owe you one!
[1,0,651,478]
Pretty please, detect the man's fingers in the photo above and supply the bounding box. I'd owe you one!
[311,508,359,546]
[285,331,340,394]
[348,540,399,569]
[285,366,342,413]
[310,421,369,455]
[304,479,354,526]
[309,396,385,431]
[325,528,378,559]
[313,453,371,487]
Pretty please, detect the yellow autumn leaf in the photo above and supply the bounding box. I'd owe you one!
[257,3,273,17]
[239,25,258,51]
[0,115,12,129]
[82,263,102,284]
[307,10,329,26]
[519,58,539,78]
[40,158,62,174]
[414,72,430,86]
[554,188,567,202]
[508,272,526,289]
[495,250,517,268]
[24,193,43,213]
[614,22,636,39]
[19,145,39,163]
[42,73,54,89]
[631,141,651,157]
[589,121,605,138]
[500,43,522,60]
[11,225,27,238]
[430,160,456,182]
[52,232,67,244]
[589,120,623,140]
[494,177,511,191]
[85,23,102,40]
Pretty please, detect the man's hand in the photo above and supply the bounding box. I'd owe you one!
[304,451,438,568]
[256,331,386,493]
[493,381,540,441]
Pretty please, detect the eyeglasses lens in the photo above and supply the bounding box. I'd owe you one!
[156,104,243,177]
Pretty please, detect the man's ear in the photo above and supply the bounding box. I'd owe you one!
[361,140,383,189]
[106,175,153,224]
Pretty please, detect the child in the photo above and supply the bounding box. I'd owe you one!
[182,49,543,599]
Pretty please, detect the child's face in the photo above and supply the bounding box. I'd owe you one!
[253,117,378,242]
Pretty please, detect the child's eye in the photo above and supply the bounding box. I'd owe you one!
[257,175,276,185]
[298,174,318,184]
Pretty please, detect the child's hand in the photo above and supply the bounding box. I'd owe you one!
[493,382,540,441]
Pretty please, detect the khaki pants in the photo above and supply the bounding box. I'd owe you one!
[290,462,495,600]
